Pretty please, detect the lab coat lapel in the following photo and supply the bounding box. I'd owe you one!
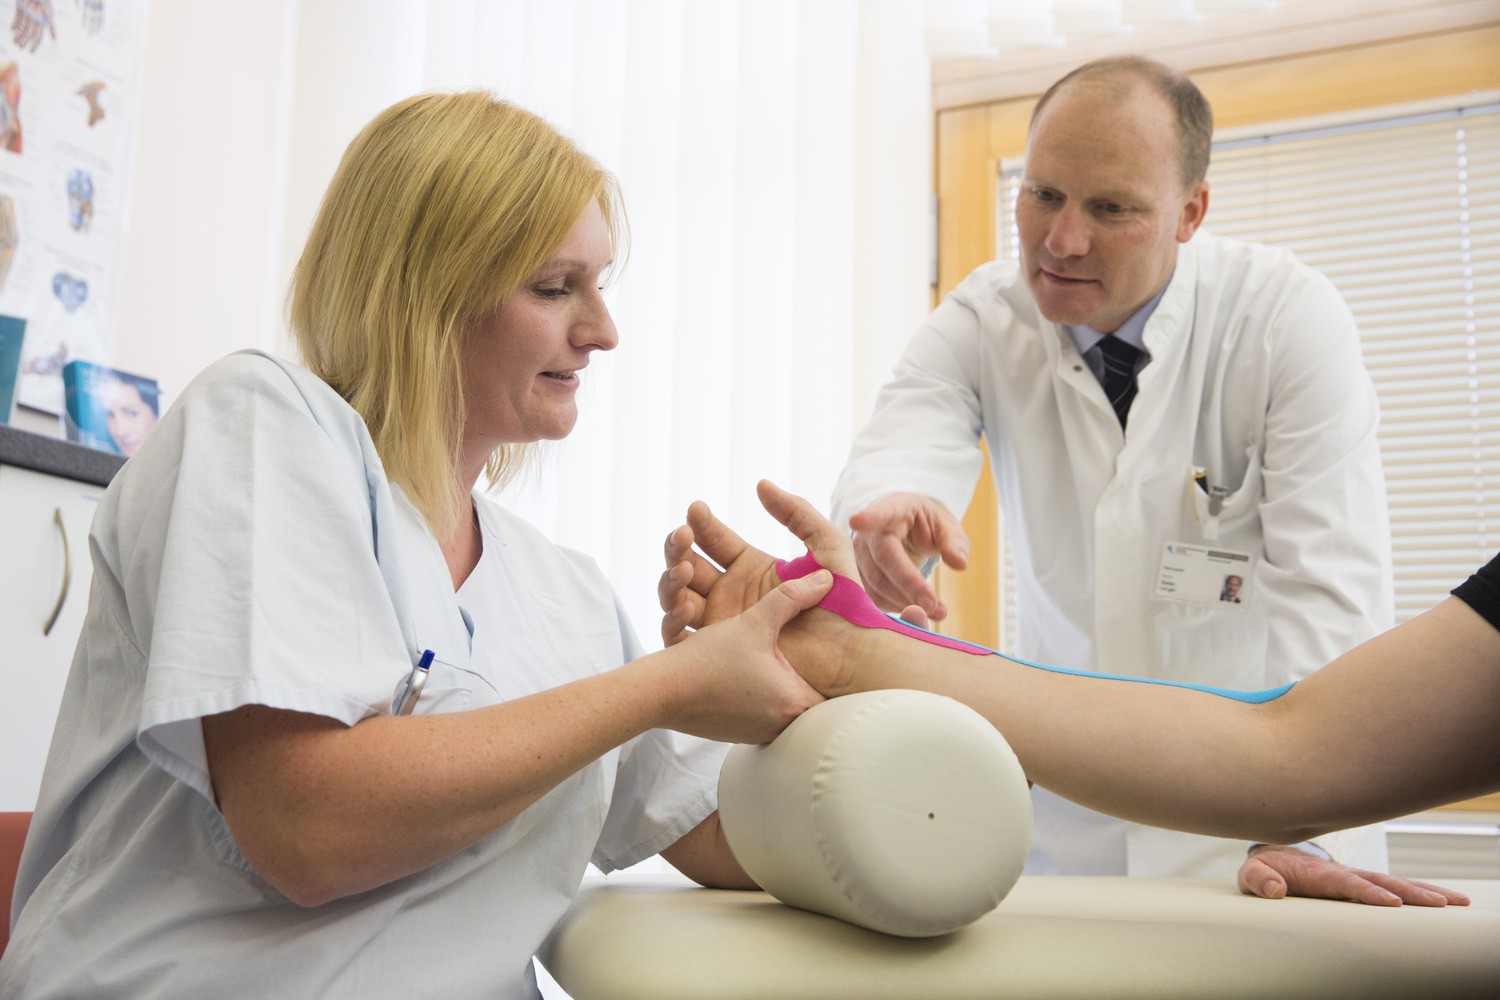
[1048,321,1123,501]
[1124,242,1201,463]
[1090,245,1203,680]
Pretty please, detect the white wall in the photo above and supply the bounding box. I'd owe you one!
[272,0,430,362]
[108,0,932,422]
[100,0,934,640]
[853,0,932,425]
[111,0,296,400]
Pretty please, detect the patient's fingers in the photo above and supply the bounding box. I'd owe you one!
[657,550,713,640]
[657,558,690,612]
[663,523,692,565]
[663,522,722,599]
[686,500,750,573]
[756,480,859,580]
[660,593,700,646]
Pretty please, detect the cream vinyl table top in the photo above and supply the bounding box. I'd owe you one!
[541,874,1500,1000]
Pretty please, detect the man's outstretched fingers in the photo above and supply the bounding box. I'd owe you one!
[897,605,932,630]
[871,531,943,617]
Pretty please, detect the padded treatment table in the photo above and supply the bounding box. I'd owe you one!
[542,874,1500,999]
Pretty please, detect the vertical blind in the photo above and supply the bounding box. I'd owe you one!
[996,101,1500,638]
[387,0,935,647]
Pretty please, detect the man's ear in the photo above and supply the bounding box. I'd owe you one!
[1177,180,1209,243]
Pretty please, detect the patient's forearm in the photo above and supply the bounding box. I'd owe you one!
[837,598,1500,843]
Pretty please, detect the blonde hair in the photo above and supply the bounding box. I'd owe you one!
[289,92,624,537]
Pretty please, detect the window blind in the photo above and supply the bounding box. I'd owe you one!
[995,102,1500,635]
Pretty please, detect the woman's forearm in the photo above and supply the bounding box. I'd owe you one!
[205,571,830,907]
[204,652,693,907]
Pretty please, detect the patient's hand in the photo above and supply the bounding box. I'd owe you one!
[659,480,858,645]
[1238,845,1469,907]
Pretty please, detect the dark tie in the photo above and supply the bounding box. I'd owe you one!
[1096,335,1142,428]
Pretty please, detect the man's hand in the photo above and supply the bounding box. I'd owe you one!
[848,493,969,621]
[659,479,857,646]
[1237,845,1470,907]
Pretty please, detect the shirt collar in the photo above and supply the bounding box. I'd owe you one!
[1063,280,1171,358]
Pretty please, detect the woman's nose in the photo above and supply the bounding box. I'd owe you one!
[576,294,618,352]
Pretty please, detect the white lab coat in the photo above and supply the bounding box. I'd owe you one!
[833,232,1394,876]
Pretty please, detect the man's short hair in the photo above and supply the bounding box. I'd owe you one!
[1031,55,1213,190]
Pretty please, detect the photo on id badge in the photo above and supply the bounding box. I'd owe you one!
[1155,542,1252,609]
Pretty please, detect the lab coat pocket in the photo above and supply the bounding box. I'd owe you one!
[1186,450,1263,543]
[1148,597,1267,690]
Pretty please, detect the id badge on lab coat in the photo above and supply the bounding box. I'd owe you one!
[1155,542,1253,609]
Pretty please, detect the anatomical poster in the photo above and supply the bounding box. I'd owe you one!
[0,0,147,416]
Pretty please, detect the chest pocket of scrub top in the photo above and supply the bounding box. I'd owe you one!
[402,616,504,716]
[396,657,489,715]
[403,596,506,713]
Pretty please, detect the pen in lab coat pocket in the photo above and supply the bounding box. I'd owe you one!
[1193,468,1226,518]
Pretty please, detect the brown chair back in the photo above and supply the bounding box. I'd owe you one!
[0,812,32,957]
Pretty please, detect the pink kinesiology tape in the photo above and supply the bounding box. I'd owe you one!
[775,552,990,655]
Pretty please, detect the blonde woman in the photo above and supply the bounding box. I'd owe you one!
[1,93,830,999]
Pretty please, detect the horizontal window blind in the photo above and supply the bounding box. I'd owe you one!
[996,102,1500,630]
[1208,106,1499,623]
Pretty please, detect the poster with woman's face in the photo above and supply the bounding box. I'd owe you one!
[61,358,158,455]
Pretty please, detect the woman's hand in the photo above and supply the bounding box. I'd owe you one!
[656,570,834,744]
[659,479,859,645]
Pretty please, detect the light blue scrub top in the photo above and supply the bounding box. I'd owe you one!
[0,352,725,999]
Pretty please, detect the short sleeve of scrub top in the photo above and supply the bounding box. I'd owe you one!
[122,352,413,803]
[591,593,728,872]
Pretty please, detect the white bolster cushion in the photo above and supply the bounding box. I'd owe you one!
[717,689,1032,938]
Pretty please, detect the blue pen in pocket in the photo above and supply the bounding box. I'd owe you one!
[393,649,435,715]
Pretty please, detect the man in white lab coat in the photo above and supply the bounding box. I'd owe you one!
[832,56,1395,901]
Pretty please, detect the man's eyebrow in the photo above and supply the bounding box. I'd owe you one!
[1021,181,1141,205]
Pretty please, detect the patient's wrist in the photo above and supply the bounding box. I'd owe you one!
[776,551,992,657]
